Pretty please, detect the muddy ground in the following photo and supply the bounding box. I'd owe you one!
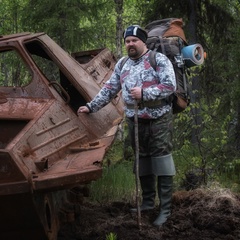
[58,188,240,240]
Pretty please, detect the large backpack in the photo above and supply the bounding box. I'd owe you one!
[145,18,190,114]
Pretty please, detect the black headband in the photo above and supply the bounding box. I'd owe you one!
[123,25,148,43]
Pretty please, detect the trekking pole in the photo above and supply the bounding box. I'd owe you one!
[134,100,141,230]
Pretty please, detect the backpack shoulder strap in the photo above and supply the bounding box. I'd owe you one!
[119,56,129,71]
[149,50,157,71]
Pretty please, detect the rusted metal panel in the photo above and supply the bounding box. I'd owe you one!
[0,32,124,239]
[0,151,26,181]
[0,150,30,196]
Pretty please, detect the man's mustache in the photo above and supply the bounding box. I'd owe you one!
[128,47,136,51]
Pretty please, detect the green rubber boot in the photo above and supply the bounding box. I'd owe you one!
[153,176,173,226]
[131,174,156,212]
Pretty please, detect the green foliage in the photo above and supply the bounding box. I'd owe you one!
[0,0,28,34]
[173,92,238,188]
[20,0,112,51]
[106,232,117,240]
[104,139,125,165]
[0,49,32,86]
[215,157,240,192]
[122,0,149,27]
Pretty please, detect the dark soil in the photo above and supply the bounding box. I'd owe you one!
[58,188,240,240]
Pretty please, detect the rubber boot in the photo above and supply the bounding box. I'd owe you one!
[153,176,173,226]
[131,174,156,212]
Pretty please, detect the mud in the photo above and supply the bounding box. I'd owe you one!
[58,188,240,240]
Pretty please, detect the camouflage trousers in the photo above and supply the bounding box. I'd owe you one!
[126,110,175,176]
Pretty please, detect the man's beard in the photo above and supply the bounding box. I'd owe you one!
[127,47,140,59]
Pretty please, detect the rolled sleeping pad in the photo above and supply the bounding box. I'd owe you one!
[181,44,204,68]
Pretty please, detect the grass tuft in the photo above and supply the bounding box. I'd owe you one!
[89,160,136,203]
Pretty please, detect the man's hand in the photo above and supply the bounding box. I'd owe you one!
[77,106,90,115]
[130,87,142,100]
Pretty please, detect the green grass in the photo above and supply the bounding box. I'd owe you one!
[89,160,136,203]
[105,232,117,240]
[88,135,137,203]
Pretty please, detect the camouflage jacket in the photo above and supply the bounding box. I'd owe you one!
[86,50,176,119]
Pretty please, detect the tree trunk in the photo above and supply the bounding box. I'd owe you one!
[236,102,240,151]
[187,0,202,145]
[114,0,123,59]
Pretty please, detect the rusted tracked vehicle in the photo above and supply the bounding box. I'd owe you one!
[0,32,124,239]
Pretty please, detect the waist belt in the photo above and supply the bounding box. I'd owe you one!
[126,99,168,110]
[128,117,155,123]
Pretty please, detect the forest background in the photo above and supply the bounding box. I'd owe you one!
[1,0,240,192]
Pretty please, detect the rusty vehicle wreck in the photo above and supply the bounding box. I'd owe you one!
[0,32,124,239]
